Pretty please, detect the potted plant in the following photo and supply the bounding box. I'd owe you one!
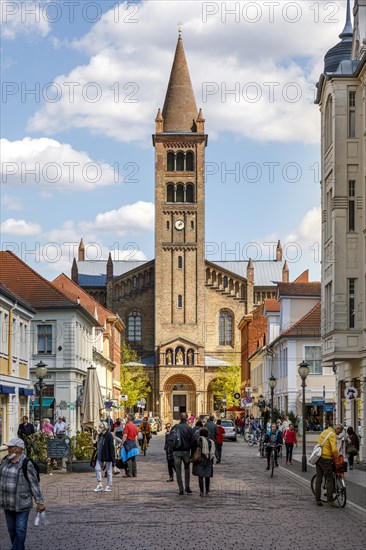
[27,432,49,473]
[67,430,94,473]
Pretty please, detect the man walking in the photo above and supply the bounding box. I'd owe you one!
[315,423,343,507]
[170,413,193,495]
[121,414,139,478]
[215,419,225,463]
[205,415,218,442]
[54,416,67,435]
[0,437,45,550]
[17,416,35,456]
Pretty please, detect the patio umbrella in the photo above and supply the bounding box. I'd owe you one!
[80,366,104,431]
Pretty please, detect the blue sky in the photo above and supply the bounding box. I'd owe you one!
[1,0,350,281]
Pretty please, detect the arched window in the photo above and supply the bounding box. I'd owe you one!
[178,255,183,269]
[219,310,233,346]
[176,184,184,203]
[132,276,138,288]
[167,183,174,203]
[127,312,142,342]
[325,96,333,150]
[167,152,175,171]
[177,295,183,308]
[223,276,228,289]
[186,183,194,203]
[176,152,184,171]
[191,220,194,230]
[186,151,194,171]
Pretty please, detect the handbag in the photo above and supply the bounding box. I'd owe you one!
[115,458,126,469]
[308,431,332,465]
[346,444,357,455]
[90,449,97,468]
[190,446,202,465]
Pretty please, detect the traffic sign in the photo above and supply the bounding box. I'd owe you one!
[344,387,358,400]
[30,394,36,403]
[120,395,128,401]
[233,392,240,400]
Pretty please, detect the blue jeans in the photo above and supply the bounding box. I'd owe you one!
[4,510,30,550]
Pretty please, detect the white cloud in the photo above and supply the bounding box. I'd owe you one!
[110,248,147,261]
[80,201,155,236]
[286,206,321,244]
[1,217,41,235]
[27,0,347,145]
[1,1,50,40]
[1,137,118,191]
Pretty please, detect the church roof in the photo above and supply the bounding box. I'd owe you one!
[324,0,353,74]
[162,33,198,132]
[77,260,149,286]
[211,261,285,287]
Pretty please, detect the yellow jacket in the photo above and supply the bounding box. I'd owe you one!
[318,427,338,459]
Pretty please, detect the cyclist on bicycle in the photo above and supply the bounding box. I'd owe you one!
[264,423,282,470]
[314,423,343,507]
[139,417,152,452]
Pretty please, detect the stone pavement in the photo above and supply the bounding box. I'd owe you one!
[1,434,365,550]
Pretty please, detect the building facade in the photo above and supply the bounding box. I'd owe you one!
[72,33,288,421]
[315,0,366,458]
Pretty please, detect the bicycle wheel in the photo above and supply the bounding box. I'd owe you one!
[244,431,250,442]
[335,476,347,508]
[247,434,254,447]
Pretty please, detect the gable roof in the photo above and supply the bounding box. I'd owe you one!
[0,282,35,313]
[211,261,284,287]
[0,251,78,309]
[280,303,321,339]
[76,259,150,286]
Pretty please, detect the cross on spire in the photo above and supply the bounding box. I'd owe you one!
[177,21,183,37]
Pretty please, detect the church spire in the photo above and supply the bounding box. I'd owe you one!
[339,0,353,41]
[162,29,198,132]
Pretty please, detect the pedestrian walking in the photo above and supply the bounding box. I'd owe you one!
[283,423,297,464]
[121,414,139,478]
[282,416,290,431]
[314,424,343,507]
[114,419,124,440]
[345,426,359,470]
[17,416,35,456]
[168,412,194,495]
[205,415,218,442]
[54,416,67,435]
[193,419,203,440]
[41,419,53,436]
[215,419,225,463]
[265,417,272,432]
[188,414,195,427]
[191,427,215,497]
[164,423,175,481]
[93,421,115,492]
[0,437,45,550]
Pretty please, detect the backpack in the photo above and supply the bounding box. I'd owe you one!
[22,457,40,483]
[166,426,181,450]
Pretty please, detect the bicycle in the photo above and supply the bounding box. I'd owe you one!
[311,468,347,508]
[139,433,149,455]
[268,444,281,477]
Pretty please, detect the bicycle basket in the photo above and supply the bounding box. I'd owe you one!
[334,455,348,473]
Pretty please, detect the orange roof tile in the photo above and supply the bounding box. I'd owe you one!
[263,298,280,312]
[0,251,77,309]
[281,303,321,338]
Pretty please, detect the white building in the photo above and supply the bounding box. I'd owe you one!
[315,0,366,458]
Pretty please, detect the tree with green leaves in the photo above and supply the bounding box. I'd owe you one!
[209,351,241,408]
[120,342,151,412]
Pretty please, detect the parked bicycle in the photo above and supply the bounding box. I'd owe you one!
[311,466,347,508]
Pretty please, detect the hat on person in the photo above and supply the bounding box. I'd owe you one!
[5,437,25,449]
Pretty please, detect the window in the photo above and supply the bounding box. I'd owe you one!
[223,276,228,289]
[325,282,332,333]
[219,311,233,346]
[167,152,175,171]
[176,184,184,203]
[178,256,183,269]
[305,346,322,374]
[176,152,184,171]
[186,151,194,171]
[167,184,174,203]
[348,180,355,232]
[0,396,7,446]
[348,278,356,329]
[325,96,333,150]
[348,91,356,138]
[177,295,183,308]
[186,184,194,203]
[37,325,52,354]
[127,312,142,342]
[191,220,194,230]
[166,220,170,230]
[326,188,332,240]
[132,276,138,288]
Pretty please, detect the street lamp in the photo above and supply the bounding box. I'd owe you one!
[35,360,48,431]
[298,360,310,472]
[268,375,277,420]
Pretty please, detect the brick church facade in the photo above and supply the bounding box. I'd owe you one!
[72,32,289,421]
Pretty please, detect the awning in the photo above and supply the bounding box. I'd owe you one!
[19,388,34,396]
[226,406,246,411]
[30,397,55,408]
[0,385,15,394]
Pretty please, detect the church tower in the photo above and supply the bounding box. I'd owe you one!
[153,29,207,375]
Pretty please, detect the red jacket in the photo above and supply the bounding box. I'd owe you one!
[284,430,297,444]
[216,426,225,444]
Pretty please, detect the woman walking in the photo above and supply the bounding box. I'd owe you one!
[94,421,115,492]
[164,423,175,481]
[191,427,215,497]
[283,423,297,465]
[345,426,360,470]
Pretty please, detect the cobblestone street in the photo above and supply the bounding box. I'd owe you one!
[1,434,365,550]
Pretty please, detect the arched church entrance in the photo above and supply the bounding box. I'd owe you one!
[163,375,196,421]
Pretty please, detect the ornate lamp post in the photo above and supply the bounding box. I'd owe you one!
[35,360,48,431]
[298,360,310,472]
[268,375,277,420]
